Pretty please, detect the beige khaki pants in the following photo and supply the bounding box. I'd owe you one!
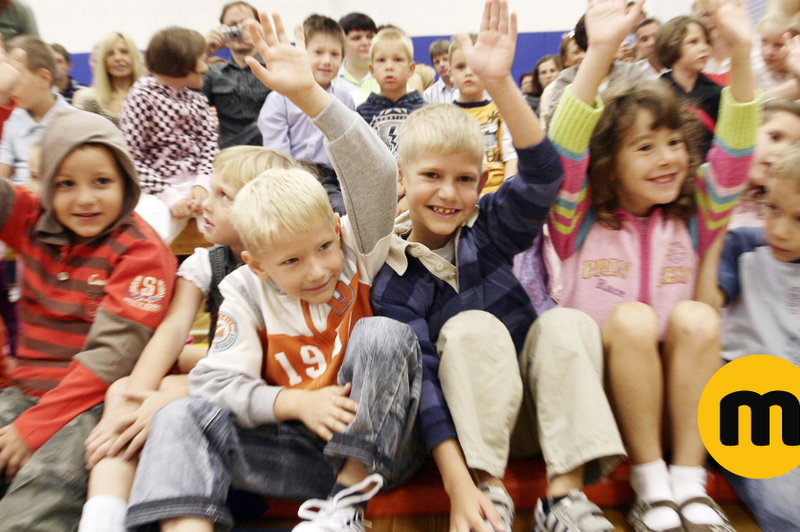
[438,307,625,483]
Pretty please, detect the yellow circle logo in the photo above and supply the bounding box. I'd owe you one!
[699,355,800,479]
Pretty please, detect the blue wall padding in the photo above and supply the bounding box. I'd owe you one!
[68,31,566,90]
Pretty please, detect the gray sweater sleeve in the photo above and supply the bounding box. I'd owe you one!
[311,96,397,255]
[188,272,283,427]
[189,363,283,428]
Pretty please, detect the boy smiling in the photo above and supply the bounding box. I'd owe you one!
[371,2,624,531]
[0,107,175,531]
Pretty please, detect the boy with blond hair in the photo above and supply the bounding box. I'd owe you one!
[356,27,425,156]
[124,11,423,532]
[77,146,299,532]
[449,34,517,193]
[370,2,624,532]
[258,14,354,215]
[705,142,800,532]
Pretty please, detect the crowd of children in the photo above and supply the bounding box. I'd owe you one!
[0,0,797,531]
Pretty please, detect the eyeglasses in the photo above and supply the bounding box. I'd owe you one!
[561,30,575,41]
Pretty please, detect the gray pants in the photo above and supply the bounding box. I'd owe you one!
[0,387,102,532]
[126,316,424,532]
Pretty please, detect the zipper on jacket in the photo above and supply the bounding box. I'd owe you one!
[637,218,651,305]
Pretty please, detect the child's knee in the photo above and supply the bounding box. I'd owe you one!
[351,316,417,354]
[602,302,659,344]
[438,310,516,364]
[666,300,720,345]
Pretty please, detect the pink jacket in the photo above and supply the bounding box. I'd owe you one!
[548,87,759,336]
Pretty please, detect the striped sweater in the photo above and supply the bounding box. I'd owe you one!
[0,107,176,450]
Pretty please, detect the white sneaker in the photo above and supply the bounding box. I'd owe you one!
[478,483,515,532]
[534,489,613,532]
[292,473,384,532]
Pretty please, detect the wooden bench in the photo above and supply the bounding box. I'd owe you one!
[169,220,212,257]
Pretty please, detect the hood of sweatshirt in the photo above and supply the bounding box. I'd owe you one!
[34,107,140,245]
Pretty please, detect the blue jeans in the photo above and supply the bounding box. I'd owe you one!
[126,317,424,531]
[721,466,800,532]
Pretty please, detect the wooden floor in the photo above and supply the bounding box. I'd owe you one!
[235,503,761,531]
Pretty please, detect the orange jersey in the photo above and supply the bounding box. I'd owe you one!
[200,218,391,393]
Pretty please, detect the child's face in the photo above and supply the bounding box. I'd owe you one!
[750,111,800,189]
[634,21,660,61]
[105,36,133,79]
[520,74,534,95]
[344,30,375,63]
[370,42,414,95]
[306,34,344,89]
[537,59,560,89]
[563,41,585,68]
[243,217,343,305]
[200,172,241,248]
[183,53,209,89]
[52,49,70,85]
[760,23,788,73]
[400,151,484,250]
[613,109,689,217]
[432,52,451,83]
[9,49,49,110]
[673,22,711,74]
[450,48,485,103]
[52,145,125,242]
[764,177,800,262]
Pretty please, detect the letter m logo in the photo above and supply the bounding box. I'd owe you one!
[719,391,800,446]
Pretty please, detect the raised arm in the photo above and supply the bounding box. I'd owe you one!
[571,0,644,106]
[694,1,759,254]
[710,0,754,103]
[457,0,543,147]
[245,13,330,118]
[246,11,396,257]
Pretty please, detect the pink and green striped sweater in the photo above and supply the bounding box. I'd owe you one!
[547,86,759,337]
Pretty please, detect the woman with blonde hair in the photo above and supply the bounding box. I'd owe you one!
[73,33,145,127]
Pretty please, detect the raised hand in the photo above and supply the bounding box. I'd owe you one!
[0,37,21,105]
[710,0,752,55]
[584,0,645,51]
[244,13,317,101]
[456,0,517,88]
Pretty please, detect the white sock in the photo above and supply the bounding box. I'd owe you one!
[670,465,723,525]
[78,495,127,532]
[630,459,682,531]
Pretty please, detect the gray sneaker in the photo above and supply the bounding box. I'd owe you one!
[534,489,614,532]
[478,483,515,532]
